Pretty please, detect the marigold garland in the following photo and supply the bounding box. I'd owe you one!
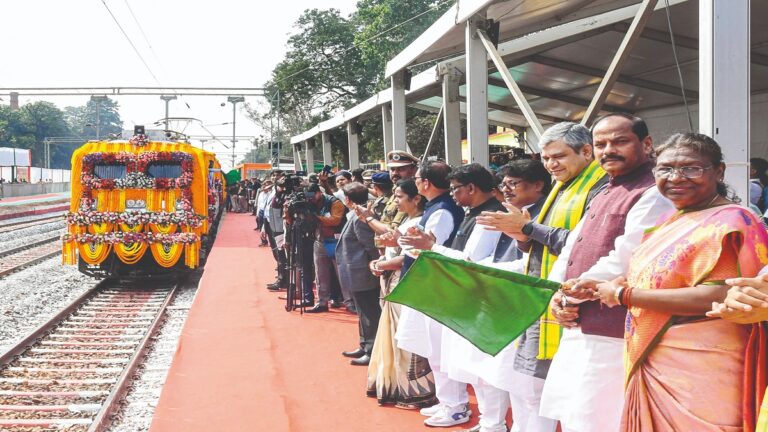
[66,141,213,270]
[151,242,184,268]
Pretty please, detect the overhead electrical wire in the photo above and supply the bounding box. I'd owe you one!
[100,0,162,86]
[663,0,694,132]
[122,0,191,110]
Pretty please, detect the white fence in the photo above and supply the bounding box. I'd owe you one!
[0,147,31,167]
[1,167,71,183]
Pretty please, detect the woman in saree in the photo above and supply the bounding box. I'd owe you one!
[365,179,436,408]
[595,132,768,431]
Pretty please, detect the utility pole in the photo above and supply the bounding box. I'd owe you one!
[227,96,245,170]
[160,95,177,136]
[276,90,281,169]
[90,95,108,140]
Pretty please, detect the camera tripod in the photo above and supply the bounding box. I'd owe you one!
[284,213,316,312]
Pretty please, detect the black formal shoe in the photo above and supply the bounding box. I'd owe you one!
[300,300,314,308]
[305,304,329,313]
[329,300,343,309]
[342,348,366,358]
[350,355,370,366]
[266,282,284,291]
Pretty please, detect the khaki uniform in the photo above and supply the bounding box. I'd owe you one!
[380,193,406,230]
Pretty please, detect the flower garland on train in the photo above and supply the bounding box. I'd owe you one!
[62,232,199,245]
[65,210,205,228]
[64,150,203,268]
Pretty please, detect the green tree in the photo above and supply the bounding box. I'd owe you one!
[65,97,122,139]
[248,2,454,167]
[0,102,71,168]
[353,0,452,89]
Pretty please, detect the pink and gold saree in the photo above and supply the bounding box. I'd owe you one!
[623,205,768,431]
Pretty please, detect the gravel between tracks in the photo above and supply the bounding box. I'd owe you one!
[0,257,96,354]
[106,272,200,432]
[0,221,66,252]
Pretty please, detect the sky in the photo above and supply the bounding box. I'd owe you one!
[0,0,359,170]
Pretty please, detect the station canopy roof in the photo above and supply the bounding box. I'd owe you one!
[292,0,768,144]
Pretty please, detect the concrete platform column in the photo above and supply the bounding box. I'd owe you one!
[347,122,360,169]
[699,0,750,202]
[441,65,462,166]
[465,14,489,167]
[391,71,408,151]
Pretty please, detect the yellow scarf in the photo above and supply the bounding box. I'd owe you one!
[525,160,606,359]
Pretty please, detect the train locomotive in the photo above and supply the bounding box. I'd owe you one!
[62,131,225,278]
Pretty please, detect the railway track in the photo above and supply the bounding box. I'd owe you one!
[0,215,64,234]
[0,278,177,431]
[0,235,62,278]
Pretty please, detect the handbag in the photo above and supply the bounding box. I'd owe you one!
[323,238,337,259]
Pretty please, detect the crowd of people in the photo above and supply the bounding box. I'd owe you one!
[247,112,768,432]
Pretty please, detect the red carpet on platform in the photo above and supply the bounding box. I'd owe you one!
[150,212,481,432]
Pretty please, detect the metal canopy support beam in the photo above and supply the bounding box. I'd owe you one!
[478,30,545,139]
[486,77,628,113]
[292,144,303,172]
[530,55,698,100]
[391,72,408,151]
[465,14,489,167]
[455,96,566,123]
[441,67,463,166]
[581,0,658,126]
[381,104,394,159]
[347,121,360,169]
[442,0,689,73]
[321,131,332,166]
[305,140,315,173]
[700,0,750,202]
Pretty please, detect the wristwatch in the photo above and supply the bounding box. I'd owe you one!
[521,221,534,236]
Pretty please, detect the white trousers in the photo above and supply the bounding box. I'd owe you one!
[433,367,469,408]
[476,380,510,432]
[539,328,625,432]
[508,370,557,432]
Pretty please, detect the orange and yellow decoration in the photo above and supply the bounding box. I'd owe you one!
[63,138,220,269]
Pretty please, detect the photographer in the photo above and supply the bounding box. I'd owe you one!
[283,181,321,307]
[264,170,287,290]
[304,183,347,313]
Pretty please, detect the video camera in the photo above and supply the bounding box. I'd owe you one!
[277,174,304,193]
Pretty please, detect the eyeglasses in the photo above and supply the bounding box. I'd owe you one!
[498,180,523,190]
[449,184,469,193]
[652,165,713,179]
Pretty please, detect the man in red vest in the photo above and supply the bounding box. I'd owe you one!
[539,114,674,432]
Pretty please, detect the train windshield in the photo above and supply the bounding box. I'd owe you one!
[94,164,127,179]
[147,162,182,178]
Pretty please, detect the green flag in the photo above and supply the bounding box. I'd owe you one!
[385,251,561,356]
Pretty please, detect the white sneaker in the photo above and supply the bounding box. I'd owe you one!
[424,404,472,427]
[420,403,445,417]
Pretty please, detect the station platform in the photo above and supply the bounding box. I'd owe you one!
[0,191,70,219]
[149,212,482,432]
